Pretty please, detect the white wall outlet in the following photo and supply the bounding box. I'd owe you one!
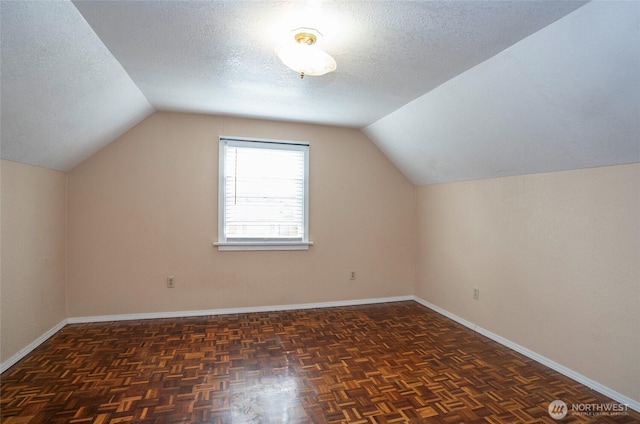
[473,288,480,300]
[350,271,356,280]
[167,276,175,288]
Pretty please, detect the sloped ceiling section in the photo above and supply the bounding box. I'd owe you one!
[0,1,154,171]
[364,1,640,185]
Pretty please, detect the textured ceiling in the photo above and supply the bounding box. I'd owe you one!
[2,0,636,183]
[70,0,585,128]
[364,1,640,184]
[0,1,153,171]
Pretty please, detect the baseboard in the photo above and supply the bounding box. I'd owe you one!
[0,318,68,374]
[67,295,414,324]
[411,296,640,412]
[411,296,477,331]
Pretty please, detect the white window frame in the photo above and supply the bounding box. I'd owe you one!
[214,136,313,251]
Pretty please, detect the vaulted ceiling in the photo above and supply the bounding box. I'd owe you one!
[1,1,638,184]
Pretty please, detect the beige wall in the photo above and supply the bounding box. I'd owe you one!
[415,163,640,402]
[66,112,416,317]
[1,160,67,363]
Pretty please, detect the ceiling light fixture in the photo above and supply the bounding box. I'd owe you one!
[276,27,336,79]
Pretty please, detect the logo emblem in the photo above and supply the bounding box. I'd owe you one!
[548,400,568,420]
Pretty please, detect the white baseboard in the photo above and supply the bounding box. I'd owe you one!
[66,295,414,324]
[412,296,477,331]
[411,296,640,412]
[0,318,68,374]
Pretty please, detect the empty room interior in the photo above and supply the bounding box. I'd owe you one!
[1,1,639,423]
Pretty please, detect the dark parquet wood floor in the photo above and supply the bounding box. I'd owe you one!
[1,301,638,423]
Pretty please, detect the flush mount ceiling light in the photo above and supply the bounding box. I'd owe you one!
[276,27,337,79]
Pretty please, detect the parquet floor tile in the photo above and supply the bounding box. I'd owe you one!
[1,302,638,423]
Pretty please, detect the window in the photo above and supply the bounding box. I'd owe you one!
[215,136,312,251]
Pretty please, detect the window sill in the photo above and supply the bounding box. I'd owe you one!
[213,241,314,251]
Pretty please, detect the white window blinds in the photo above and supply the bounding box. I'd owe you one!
[219,138,309,244]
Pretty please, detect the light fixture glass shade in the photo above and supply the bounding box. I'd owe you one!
[276,28,337,77]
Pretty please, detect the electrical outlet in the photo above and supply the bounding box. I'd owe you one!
[473,288,479,300]
[349,271,356,280]
[167,276,175,288]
